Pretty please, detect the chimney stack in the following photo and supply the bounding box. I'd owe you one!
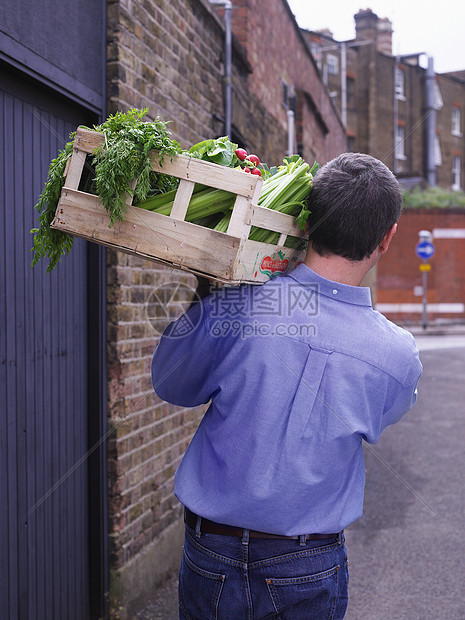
[377,17,393,55]
[354,8,378,43]
[354,8,393,55]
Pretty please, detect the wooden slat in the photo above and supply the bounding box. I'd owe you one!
[64,148,87,190]
[226,169,264,238]
[74,127,104,153]
[170,179,195,221]
[227,195,253,239]
[52,188,241,280]
[247,204,304,237]
[150,153,263,197]
[72,127,263,198]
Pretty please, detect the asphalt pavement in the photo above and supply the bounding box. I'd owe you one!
[344,329,465,619]
[137,326,465,620]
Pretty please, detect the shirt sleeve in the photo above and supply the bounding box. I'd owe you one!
[151,300,216,407]
[375,353,422,439]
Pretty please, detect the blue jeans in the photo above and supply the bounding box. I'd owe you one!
[179,523,349,619]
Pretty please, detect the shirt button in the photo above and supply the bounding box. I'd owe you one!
[332,289,338,294]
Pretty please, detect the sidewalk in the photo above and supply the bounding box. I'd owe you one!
[402,320,465,337]
[135,571,179,620]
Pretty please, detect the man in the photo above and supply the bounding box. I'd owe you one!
[151,152,422,619]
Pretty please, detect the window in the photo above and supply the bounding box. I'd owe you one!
[433,81,443,110]
[434,135,442,166]
[326,54,338,75]
[451,106,462,136]
[452,155,461,190]
[395,66,405,100]
[346,77,355,107]
[395,125,406,160]
[282,80,288,109]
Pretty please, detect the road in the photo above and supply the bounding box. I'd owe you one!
[345,334,465,619]
[138,333,465,619]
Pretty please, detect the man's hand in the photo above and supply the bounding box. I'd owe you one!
[189,275,216,308]
[195,276,214,300]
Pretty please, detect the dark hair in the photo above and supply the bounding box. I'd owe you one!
[306,152,402,260]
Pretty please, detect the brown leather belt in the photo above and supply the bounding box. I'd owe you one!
[184,508,341,541]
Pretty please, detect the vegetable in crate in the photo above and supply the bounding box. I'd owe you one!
[30,108,181,272]
[135,135,252,226]
[30,105,316,273]
[214,155,318,245]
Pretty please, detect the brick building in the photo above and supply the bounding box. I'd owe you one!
[105,0,346,616]
[302,8,465,192]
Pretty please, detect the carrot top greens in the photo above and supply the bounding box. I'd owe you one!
[31,108,181,272]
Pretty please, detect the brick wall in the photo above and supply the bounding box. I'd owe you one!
[229,0,346,165]
[436,74,465,190]
[106,1,227,614]
[376,208,465,324]
[104,0,346,615]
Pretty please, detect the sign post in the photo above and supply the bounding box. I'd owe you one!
[415,231,435,330]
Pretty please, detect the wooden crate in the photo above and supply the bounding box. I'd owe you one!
[51,127,307,284]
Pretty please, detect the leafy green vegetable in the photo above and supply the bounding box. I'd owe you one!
[188,136,239,167]
[92,108,181,224]
[213,155,316,243]
[30,108,181,271]
[30,139,75,272]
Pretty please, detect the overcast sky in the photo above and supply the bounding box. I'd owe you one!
[286,0,465,74]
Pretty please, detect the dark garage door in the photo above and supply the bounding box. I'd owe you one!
[0,65,97,619]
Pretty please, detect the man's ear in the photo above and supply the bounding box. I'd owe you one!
[378,223,397,255]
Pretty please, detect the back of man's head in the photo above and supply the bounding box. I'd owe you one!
[306,152,402,261]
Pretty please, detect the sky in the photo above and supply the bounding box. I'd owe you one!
[286,0,465,74]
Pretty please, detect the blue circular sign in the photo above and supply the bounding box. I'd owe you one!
[415,241,435,259]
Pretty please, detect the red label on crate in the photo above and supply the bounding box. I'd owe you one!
[259,255,290,277]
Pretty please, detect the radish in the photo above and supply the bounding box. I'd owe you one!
[251,168,262,176]
[235,148,248,161]
[243,167,251,173]
[247,154,260,167]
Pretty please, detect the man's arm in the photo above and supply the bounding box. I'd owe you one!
[151,281,216,407]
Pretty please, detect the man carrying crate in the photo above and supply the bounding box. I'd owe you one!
[151,152,422,619]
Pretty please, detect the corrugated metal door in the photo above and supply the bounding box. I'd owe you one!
[0,65,93,619]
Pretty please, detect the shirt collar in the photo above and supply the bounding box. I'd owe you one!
[288,263,373,307]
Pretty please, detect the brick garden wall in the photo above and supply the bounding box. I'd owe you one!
[376,208,465,325]
[104,0,346,615]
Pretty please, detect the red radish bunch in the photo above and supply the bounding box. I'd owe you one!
[234,148,262,176]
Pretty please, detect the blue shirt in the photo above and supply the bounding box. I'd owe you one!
[152,264,422,535]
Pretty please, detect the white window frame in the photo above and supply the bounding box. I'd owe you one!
[433,81,443,110]
[451,107,462,137]
[434,135,442,166]
[326,54,339,76]
[395,67,406,100]
[395,125,407,160]
[452,155,461,191]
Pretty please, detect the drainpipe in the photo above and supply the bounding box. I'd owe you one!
[393,55,400,175]
[209,0,232,138]
[425,56,436,186]
[340,42,347,127]
[287,109,295,155]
